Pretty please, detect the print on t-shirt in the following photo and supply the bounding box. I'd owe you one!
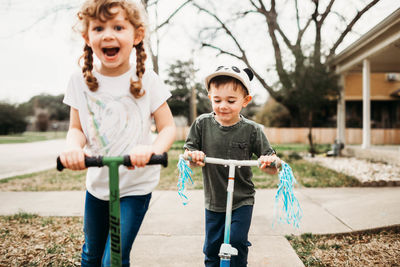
[84,91,143,156]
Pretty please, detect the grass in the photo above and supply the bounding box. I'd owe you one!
[274,143,331,154]
[0,168,86,191]
[0,131,67,144]
[0,142,361,191]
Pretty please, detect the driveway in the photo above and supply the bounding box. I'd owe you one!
[0,139,66,179]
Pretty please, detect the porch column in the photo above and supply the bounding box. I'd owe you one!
[337,74,346,144]
[362,59,371,149]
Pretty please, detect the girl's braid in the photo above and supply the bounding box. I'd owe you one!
[130,41,147,98]
[82,44,99,91]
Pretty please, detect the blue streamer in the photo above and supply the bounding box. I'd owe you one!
[177,155,194,205]
[273,161,302,228]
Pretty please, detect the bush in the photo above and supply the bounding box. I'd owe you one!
[254,98,291,127]
[0,102,28,135]
[0,102,27,134]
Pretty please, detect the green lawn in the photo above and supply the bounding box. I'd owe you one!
[0,131,67,144]
[0,142,360,191]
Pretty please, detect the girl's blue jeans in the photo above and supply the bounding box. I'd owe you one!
[203,205,253,267]
[81,191,151,267]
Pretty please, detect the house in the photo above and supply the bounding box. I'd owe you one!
[331,8,400,148]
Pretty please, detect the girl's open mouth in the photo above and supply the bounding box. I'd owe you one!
[102,47,120,57]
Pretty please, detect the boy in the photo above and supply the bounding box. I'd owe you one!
[184,65,281,266]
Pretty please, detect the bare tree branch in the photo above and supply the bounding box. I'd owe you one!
[192,1,277,97]
[319,0,336,25]
[143,0,192,73]
[328,0,380,59]
[191,2,246,57]
[155,0,191,31]
[249,0,259,9]
[331,10,347,23]
[297,17,312,42]
[254,0,291,88]
[295,0,301,31]
[201,43,242,59]
[0,4,78,39]
[312,0,322,64]
[275,24,294,50]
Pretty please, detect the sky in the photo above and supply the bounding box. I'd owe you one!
[0,0,399,105]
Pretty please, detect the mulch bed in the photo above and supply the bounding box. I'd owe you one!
[287,225,400,267]
[1,213,400,266]
[0,213,83,266]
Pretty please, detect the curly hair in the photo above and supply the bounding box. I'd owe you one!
[77,0,147,98]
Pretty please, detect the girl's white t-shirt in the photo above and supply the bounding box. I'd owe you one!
[64,67,171,200]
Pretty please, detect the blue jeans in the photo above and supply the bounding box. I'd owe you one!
[203,205,253,267]
[81,191,151,267]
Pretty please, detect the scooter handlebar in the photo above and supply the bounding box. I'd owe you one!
[57,152,168,171]
[123,152,168,168]
[182,154,278,168]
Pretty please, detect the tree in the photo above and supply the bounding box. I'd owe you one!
[18,94,69,121]
[35,112,50,132]
[287,57,340,153]
[165,60,211,124]
[0,102,27,134]
[190,0,380,153]
[141,0,191,73]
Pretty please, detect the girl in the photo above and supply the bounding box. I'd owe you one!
[60,0,176,266]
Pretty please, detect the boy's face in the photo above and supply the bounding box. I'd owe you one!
[208,82,252,126]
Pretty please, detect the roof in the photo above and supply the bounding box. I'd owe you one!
[331,8,400,73]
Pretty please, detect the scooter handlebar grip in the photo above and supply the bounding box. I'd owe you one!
[148,152,168,167]
[56,156,104,171]
[85,156,104,168]
[56,156,64,171]
[123,152,168,168]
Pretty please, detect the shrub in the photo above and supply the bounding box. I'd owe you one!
[0,102,27,134]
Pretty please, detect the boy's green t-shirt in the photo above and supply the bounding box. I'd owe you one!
[184,112,274,212]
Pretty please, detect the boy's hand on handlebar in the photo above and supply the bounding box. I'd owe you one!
[60,148,86,170]
[129,145,154,169]
[184,150,205,167]
[259,154,281,174]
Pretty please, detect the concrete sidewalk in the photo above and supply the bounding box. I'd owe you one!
[1,188,399,266]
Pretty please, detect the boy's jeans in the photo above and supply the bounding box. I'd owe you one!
[203,205,253,267]
[81,191,151,267]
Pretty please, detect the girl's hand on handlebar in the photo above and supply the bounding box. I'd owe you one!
[60,148,86,170]
[129,145,154,169]
[184,150,205,167]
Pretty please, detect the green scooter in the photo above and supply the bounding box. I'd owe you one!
[57,153,168,267]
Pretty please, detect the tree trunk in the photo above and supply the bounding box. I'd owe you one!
[288,106,303,127]
[307,111,315,157]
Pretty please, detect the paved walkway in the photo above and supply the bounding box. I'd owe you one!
[1,140,400,266]
[1,188,399,266]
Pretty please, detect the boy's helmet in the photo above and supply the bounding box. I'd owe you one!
[204,66,254,96]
